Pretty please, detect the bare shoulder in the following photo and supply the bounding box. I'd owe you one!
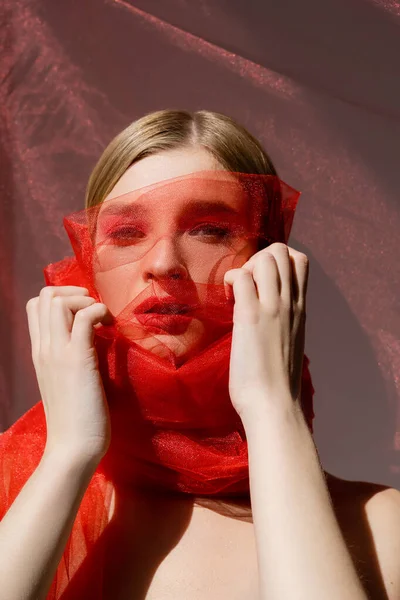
[325,471,400,599]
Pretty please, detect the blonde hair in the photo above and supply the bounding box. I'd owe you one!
[85,109,278,209]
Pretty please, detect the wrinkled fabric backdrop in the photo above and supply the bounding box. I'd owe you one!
[1,0,399,489]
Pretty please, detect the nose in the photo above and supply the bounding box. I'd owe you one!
[141,236,188,282]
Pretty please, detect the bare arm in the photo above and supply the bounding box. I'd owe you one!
[0,448,100,600]
[223,244,371,598]
[0,285,114,599]
[243,400,369,600]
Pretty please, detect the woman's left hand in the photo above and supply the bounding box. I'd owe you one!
[223,242,309,421]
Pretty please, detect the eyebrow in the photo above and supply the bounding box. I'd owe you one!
[99,202,141,217]
[183,200,240,217]
[98,199,240,218]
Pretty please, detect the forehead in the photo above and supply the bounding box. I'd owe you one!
[104,148,228,201]
[100,149,248,217]
[98,178,248,223]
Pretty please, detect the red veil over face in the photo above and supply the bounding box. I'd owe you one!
[0,171,315,598]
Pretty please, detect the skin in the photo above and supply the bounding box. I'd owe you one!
[93,146,400,598]
[94,147,258,363]
[3,145,396,600]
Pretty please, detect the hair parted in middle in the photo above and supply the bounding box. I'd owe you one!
[85,109,278,210]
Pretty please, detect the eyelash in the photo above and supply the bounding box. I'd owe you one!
[190,224,232,239]
[107,224,233,243]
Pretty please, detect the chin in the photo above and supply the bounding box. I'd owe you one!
[119,318,215,365]
[131,334,201,366]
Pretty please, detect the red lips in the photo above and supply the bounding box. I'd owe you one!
[134,295,194,315]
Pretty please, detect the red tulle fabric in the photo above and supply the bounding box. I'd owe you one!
[0,171,315,598]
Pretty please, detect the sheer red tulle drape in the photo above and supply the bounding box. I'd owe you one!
[0,171,315,597]
[1,0,399,486]
[1,0,399,595]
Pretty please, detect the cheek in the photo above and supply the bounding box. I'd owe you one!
[185,240,257,284]
[93,240,258,310]
[94,264,141,314]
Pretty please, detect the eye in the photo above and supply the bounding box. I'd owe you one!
[107,226,145,245]
[189,223,232,241]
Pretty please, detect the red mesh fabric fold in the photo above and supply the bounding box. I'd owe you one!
[0,171,315,597]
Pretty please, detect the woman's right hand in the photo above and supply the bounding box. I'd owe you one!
[26,285,114,464]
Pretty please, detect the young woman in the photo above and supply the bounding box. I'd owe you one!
[0,110,399,599]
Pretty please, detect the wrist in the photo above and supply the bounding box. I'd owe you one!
[239,393,304,435]
[42,443,103,474]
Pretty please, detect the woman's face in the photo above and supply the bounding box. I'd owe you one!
[94,147,258,364]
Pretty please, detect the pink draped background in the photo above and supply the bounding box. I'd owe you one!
[1,0,400,489]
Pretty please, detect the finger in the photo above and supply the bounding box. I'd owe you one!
[223,268,259,315]
[250,252,280,307]
[50,295,97,349]
[292,253,309,309]
[284,248,309,304]
[38,286,89,351]
[26,297,40,360]
[242,244,291,307]
[71,303,112,350]
[271,244,292,306]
